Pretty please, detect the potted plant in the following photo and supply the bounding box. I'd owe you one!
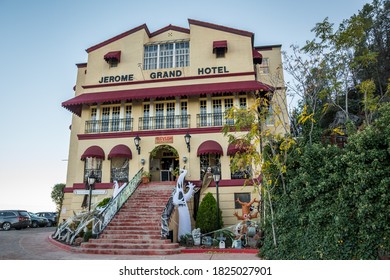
[141,171,151,183]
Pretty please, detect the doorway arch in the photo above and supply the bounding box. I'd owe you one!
[149,145,179,181]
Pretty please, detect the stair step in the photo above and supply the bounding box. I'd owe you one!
[105,226,161,231]
[80,182,178,255]
[89,238,172,244]
[81,242,179,250]
[78,248,182,255]
[99,233,162,240]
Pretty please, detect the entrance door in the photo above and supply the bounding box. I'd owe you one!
[150,145,179,182]
[160,156,179,181]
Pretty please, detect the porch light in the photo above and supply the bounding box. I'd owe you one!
[134,135,141,155]
[184,133,191,152]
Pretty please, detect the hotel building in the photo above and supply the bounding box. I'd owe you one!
[61,19,288,230]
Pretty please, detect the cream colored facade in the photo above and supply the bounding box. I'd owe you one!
[61,19,288,229]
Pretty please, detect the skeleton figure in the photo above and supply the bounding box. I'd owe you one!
[172,168,196,241]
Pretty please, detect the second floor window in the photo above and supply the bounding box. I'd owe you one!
[259,58,269,74]
[144,41,190,70]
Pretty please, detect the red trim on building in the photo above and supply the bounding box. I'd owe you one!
[82,71,255,89]
[150,24,190,37]
[252,48,262,64]
[86,24,150,53]
[227,141,250,156]
[77,127,229,140]
[80,145,105,160]
[64,180,250,193]
[63,183,114,193]
[108,144,132,159]
[188,19,254,42]
[76,63,87,68]
[213,40,228,49]
[197,140,223,156]
[255,45,282,51]
[63,80,273,116]
[104,51,121,63]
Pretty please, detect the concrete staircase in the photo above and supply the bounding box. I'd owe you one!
[79,182,181,255]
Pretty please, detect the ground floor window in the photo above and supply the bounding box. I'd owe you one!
[200,154,221,180]
[230,160,252,179]
[110,158,129,183]
[84,157,102,183]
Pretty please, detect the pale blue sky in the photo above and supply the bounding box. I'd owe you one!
[0,0,368,212]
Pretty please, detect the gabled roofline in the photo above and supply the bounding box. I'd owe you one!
[150,24,190,37]
[188,19,254,45]
[86,24,150,53]
[86,20,256,53]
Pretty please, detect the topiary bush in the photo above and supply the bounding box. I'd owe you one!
[195,192,223,234]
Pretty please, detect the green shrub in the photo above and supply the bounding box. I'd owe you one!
[260,103,390,259]
[195,192,223,234]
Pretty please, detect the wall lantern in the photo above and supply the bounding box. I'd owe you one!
[184,133,191,152]
[134,135,141,155]
[140,158,145,165]
[182,156,188,163]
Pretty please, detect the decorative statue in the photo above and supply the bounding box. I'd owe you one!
[201,166,213,194]
[172,168,196,241]
[233,197,259,220]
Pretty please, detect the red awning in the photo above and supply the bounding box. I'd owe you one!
[197,140,223,156]
[62,80,273,116]
[227,141,250,156]
[252,48,262,64]
[104,51,121,62]
[108,144,132,159]
[213,40,228,50]
[81,146,105,160]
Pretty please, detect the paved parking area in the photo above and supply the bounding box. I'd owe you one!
[0,227,260,260]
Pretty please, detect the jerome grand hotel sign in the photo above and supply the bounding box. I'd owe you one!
[98,66,230,84]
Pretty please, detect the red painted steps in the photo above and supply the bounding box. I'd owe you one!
[79,182,181,255]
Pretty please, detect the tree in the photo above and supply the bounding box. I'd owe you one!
[51,183,65,213]
[258,0,390,259]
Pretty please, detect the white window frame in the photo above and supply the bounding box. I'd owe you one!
[143,41,190,70]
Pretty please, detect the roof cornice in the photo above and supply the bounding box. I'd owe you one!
[188,18,254,45]
[150,24,190,37]
[86,24,150,53]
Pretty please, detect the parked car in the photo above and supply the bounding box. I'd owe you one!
[35,212,57,227]
[28,212,49,228]
[0,210,31,231]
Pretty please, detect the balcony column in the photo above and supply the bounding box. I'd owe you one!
[96,104,101,121]
[120,101,125,119]
[149,98,155,117]
[206,95,212,114]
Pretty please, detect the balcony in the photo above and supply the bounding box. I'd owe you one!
[196,112,235,128]
[85,118,133,134]
[138,115,191,130]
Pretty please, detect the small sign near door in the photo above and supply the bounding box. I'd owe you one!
[155,136,173,144]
